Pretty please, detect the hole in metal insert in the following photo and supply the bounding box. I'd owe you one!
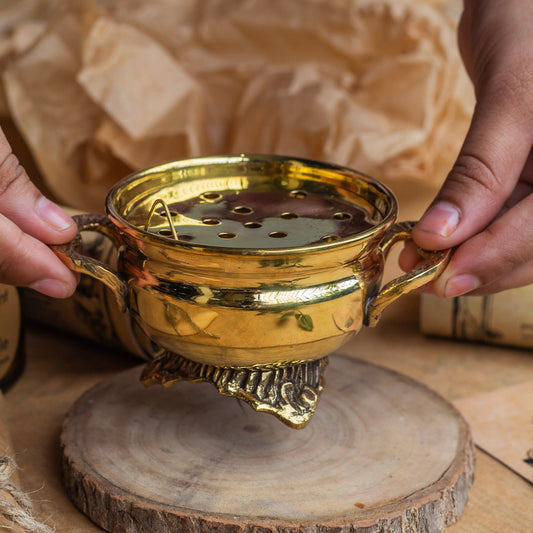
[269,231,288,238]
[156,208,178,217]
[202,218,222,225]
[289,190,307,199]
[159,229,174,236]
[218,232,237,239]
[244,221,262,228]
[321,235,341,242]
[202,192,222,201]
[333,212,352,220]
[233,206,254,215]
[280,212,298,219]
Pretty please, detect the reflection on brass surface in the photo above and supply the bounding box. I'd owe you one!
[53,213,128,313]
[52,154,450,427]
[141,352,328,429]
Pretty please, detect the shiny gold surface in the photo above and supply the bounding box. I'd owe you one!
[52,154,450,427]
[53,213,128,313]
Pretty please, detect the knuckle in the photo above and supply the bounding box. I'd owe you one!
[448,152,503,197]
[483,221,530,272]
[0,230,27,277]
[0,152,26,197]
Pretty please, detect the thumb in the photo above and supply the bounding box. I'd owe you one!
[413,82,533,252]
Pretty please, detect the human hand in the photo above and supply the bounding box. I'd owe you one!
[400,0,533,298]
[0,127,77,297]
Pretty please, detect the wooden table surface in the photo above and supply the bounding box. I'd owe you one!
[4,293,533,532]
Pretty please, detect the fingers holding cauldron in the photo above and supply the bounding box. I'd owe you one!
[401,0,533,297]
[0,127,77,297]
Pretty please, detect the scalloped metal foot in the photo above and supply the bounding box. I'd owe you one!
[140,353,329,429]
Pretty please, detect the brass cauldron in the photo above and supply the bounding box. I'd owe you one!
[54,154,449,428]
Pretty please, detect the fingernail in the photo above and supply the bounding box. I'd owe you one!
[418,202,460,237]
[444,274,480,298]
[29,278,73,298]
[37,197,74,231]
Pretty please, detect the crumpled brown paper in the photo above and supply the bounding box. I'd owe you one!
[0,0,62,117]
[2,0,474,212]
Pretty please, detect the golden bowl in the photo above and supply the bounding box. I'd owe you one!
[54,154,449,427]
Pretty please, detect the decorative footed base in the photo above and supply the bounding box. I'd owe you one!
[140,352,329,429]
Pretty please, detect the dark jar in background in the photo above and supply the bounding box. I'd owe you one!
[0,284,24,390]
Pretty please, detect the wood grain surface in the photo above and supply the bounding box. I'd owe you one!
[60,356,473,532]
[4,293,533,532]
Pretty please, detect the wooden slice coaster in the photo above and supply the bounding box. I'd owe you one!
[61,356,474,532]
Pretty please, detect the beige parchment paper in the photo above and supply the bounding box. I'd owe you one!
[2,0,474,212]
[455,381,533,485]
[0,0,62,117]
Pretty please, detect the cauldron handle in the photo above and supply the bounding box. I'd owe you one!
[50,214,128,313]
[364,221,451,327]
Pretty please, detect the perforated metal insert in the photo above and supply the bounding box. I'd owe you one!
[142,187,376,249]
